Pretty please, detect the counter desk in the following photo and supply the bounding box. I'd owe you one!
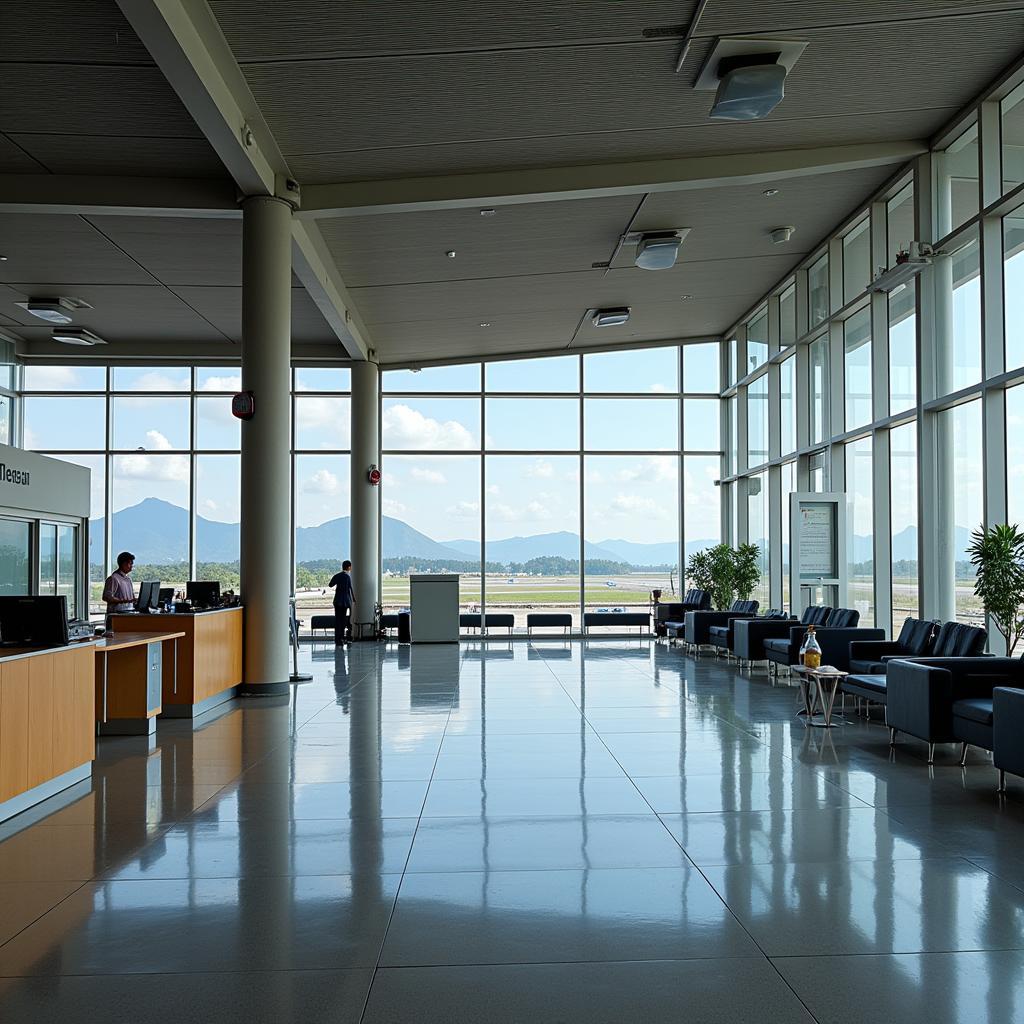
[0,641,97,823]
[109,607,243,718]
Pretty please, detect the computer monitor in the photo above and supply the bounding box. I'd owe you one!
[0,595,69,647]
[158,587,175,607]
[186,581,220,609]
[135,581,161,612]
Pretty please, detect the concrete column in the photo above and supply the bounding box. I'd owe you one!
[240,195,293,695]
[350,360,381,634]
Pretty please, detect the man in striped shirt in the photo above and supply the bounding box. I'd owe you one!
[102,552,137,623]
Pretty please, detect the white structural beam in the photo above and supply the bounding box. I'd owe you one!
[117,0,367,358]
[0,174,239,218]
[298,142,929,218]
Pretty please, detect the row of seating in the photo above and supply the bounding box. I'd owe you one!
[310,610,649,637]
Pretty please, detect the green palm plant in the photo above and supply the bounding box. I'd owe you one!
[968,522,1024,655]
[732,543,762,602]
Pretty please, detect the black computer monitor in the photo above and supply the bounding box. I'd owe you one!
[158,587,175,607]
[0,595,69,647]
[135,581,160,612]
[186,581,220,609]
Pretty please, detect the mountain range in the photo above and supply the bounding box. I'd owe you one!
[92,498,968,569]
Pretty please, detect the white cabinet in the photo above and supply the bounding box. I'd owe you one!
[409,574,459,643]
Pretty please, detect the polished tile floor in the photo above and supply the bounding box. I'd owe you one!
[2,640,1024,1022]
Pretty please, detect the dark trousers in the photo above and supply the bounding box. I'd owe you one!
[334,604,352,645]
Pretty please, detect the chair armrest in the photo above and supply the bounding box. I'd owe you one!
[848,639,904,660]
[733,617,797,659]
[994,687,1024,777]
[816,628,886,671]
[887,660,954,742]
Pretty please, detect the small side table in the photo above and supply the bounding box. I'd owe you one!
[792,666,847,728]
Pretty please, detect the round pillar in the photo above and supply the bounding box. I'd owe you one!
[350,360,381,634]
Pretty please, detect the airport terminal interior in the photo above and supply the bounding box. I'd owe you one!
[3,2,1024,1021]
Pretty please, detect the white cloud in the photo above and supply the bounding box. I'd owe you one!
[614,457,678,484]
[199,374,242,392]
[609,494,664,518]
[25,366,82,389]
[383,498,407,516]
[447,500,480,519]
[411,467,446,484]
[113,453,189,482]
[487,484,500,495]
[144,429,174,451]
[202,499,219,512]
[125,371,189,392]
[648,383,671,394]
[525,500,551,521]
[382,403,475,450]
[525,459,554,479]
[303,469,340,494]
[296,396,350,448]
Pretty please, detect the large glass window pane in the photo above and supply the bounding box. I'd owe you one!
[746,473,769,608]
[382,397,479,450]
[294,454,351,623]
[0,396,11,447]
[728,396,738,474]
[1004,215,1024,371]
[683,398,719,452]
[56,454,105,616]
[196,454,240,591]
[485,455,579,629]
[39,523,56,597]
[845,436,874,627]
[584,347,678,393]
[746,375,768,466]
[486,356,578,392]
[808,254,829,327]
[485,398,578,450]
[937,124,979,235]
[294,395,351,450]
[294,367,351,392]
[196,366,241,392]
[25,396,106,450]
[1008,385,1024,526]
[746,310,768,373]
[0,519,31,596]
[809,336,829,444]
[111,366,190,391]
[683,342,720,392]
[727,338,738,386]
[684,455,720,560]
[779,284,797,348]
[584,398,677,451]
[111,453,190,586]
[381,455,479,615]
[57,524,77,620]
[941,400,983,624]
[383,364,480,392]
[842,219,870,304]
[1002,81,1024,194]
[890,422,919,628]
[781,461,796,610]
[584,455,678,625]
[844,308,872,430]
[196,395,240,450]
[949,232,982,392]
[889,280,917,414]
[22,365,105,391]
[887,184,915,268]
[112,397,189,450]
[780,356,796,455]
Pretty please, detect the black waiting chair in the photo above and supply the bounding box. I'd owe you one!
[708,608,790,659]
[761,608,882,674]
[679,600,759,652]
[732,605,831,669]
[848,617,938,675]
[655,590,711,637]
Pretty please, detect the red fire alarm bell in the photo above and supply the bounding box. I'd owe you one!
[231,391,255,420]
[368,464,382,486]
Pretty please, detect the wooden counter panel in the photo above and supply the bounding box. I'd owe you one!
[0,660,30,802]
[27,655,55,789]
[54,647,96,775]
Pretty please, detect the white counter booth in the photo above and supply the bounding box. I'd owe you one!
[0,444,91,621]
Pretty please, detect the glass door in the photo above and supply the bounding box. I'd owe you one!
[57,524,78,619]
[39,523,57,596]
[0,518,31,596]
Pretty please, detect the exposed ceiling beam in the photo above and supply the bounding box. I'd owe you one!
[0,174,239,218]
[116,0,368,358]
[298,141,928,218]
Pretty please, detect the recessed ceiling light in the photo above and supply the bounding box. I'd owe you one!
[763,188,779,197]
[0,255,7,261]
[51,327,106,346]
[479,322,491,328]
[680,294,693,300]
[446,250,457,258]
[479,209,496,217]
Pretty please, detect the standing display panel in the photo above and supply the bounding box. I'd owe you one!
[788,492,847,617]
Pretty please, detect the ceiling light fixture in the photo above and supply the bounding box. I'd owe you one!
[16,296,91,325]
[763,188,779,197]
[680,294,693,300]
[446,250,457,258]
[51,327,106,346]
[479,322,491,328]
[694,38,808,122]
[769,226,796,244]
[0,255,7,261]
[591,307,631,328]
[479,209,496,217]
[623,227,691,271]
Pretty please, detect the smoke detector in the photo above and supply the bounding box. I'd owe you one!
[16,296,92,324]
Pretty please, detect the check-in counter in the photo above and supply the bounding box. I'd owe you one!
[109,607,243,718]
[0,642,96,824]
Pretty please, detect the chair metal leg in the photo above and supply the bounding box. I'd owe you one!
[998,769,1007,792]
[889,726,897,746]
[927,742,936,764]
[958,742,969,768]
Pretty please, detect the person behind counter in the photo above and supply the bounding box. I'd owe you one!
[329,559,355,646]
[102,551,137,623]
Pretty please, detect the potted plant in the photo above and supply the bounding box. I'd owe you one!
[732,543,762,602]
[686,548,715,594]
[968,523,1024,654]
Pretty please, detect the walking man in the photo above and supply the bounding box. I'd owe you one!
[329,560,355,646]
